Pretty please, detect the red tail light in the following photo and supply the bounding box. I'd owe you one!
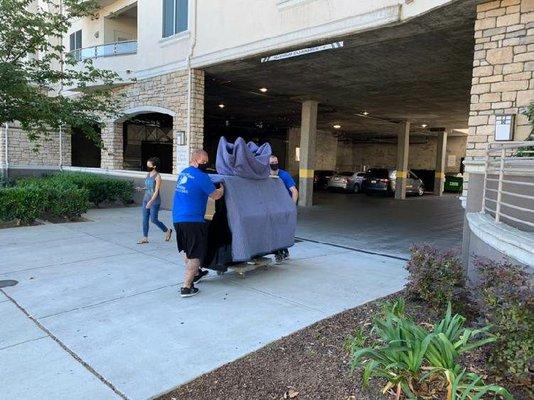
[379,178,389,183]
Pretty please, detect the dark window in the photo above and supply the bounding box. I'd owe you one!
[69,30,82,51]
[340,172,354,176]
[367,168,389,178]
[163,0,188,38]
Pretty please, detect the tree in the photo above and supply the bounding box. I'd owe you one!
[0,0,121,144]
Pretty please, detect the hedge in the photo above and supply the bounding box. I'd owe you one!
[0,172,133,225]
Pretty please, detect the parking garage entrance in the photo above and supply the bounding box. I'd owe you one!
[200,0,474,255]
[203,0,474,207]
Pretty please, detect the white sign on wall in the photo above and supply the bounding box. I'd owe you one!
[447,155,456,167]
[176,145,189,173]
[261,41,344,63]
[495,115,515,141]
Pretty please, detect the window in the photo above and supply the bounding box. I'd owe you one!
[69,30,82,52]
[162,0,188,38]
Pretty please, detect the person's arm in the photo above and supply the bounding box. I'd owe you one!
[289,186,298,204]
[146,175,161,208]
[210,184,224,200]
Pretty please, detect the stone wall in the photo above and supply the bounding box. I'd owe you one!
[1,124,71,168]
[285,127,466,176]
[466,0,534,194]
[334,136,465,173]
[286,128,338,176]
[101,68,205,173]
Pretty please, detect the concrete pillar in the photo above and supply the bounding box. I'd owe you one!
[395,121,410,199]
[298,100,318,207]
[434,130,448,196]
[101,121,123,170]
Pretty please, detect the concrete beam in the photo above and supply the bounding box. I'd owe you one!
[298,100,318,207]
[434,130,448,196]
[395,121,410,200]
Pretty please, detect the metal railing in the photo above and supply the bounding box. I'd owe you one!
[482,140,534,231]
[69,40,137,61]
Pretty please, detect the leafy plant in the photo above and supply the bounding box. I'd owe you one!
[350,300,512,400]
[0,0,120,144]
[406,245,466,312]
[475,259,534,389]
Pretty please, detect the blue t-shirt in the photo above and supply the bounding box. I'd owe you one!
[172,166,216,223]
[278,169,296,197]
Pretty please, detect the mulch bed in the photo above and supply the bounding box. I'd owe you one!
[158,292,529,400]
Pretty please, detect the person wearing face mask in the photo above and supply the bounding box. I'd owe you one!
[172,149,224,297]
[137,157,173,244]
[269,155,298,262]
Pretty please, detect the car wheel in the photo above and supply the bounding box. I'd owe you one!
[418,185,425,196]
[352,184,360,194]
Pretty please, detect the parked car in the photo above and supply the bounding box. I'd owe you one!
[364,168,425,196]
[314,170,336,190]
[326,171,366,193]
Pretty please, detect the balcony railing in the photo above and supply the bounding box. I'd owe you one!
[482,140,534,231]
[69,40,137,61]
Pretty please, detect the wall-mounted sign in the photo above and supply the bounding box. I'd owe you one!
[494,115,515,141]
[176,131,186,145]
[447,155,456,167]
[261,41,344,63]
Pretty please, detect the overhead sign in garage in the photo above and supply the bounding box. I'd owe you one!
[261,41,344,63]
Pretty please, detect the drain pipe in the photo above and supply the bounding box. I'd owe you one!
[3,123,8,183]
[186,0,199,151]
[59,124,63,169]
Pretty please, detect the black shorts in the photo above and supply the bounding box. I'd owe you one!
[174,222,208,262]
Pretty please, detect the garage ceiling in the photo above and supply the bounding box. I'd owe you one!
[204,0,475,138]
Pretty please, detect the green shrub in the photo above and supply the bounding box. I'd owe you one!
[53,172,133,207]
[406,245,466,312]
[475,259,534,389]
[349,300,512,400]
[0,185,46,224]
[45,182,89,220]
[16,172,134,207]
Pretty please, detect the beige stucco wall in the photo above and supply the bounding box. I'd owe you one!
[65,0,457,78]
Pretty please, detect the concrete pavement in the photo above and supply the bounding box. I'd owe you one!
[0,207,408,400]
[297,192,464,258]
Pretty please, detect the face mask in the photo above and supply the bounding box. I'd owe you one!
[147,166,154,171]
[198,163,208,172]
[270,163,279,171]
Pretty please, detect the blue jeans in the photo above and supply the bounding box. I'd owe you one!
[142,201,168,237]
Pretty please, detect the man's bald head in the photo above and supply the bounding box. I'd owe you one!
[191,149,208,166]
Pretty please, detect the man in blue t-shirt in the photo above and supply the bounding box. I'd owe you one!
[172,149,224,298]
[269,155,298,263]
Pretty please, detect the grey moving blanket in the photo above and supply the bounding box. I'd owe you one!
[208,136,297,264]
[210,174,297,263]
[216,136,272,180]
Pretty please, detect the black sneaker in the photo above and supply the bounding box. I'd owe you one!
[193,269,209,283]
[180,285,199,298]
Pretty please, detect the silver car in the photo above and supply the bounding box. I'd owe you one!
[326,171,366,193]
[364,168,425,196]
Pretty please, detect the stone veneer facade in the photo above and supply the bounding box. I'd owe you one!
[101,68,205,173]
[0,123,71,168]
[465,0,534,195]
[1,68,204,174]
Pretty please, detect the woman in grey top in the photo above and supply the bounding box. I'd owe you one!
[137,157,172,244]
